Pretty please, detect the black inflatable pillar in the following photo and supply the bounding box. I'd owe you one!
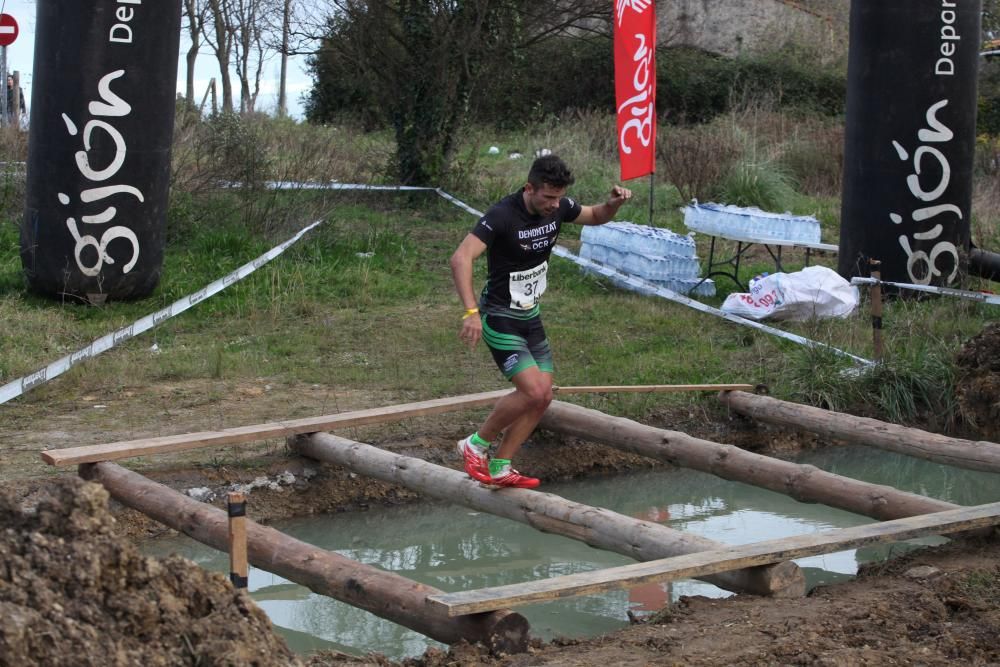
[839,0,981,286]
[21,0,182,302]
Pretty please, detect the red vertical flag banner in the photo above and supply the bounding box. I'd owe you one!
[614,0,657,181]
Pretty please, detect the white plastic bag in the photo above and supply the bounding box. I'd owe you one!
[721,266,859,321]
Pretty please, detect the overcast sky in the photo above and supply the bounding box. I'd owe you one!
[1,0,312,119]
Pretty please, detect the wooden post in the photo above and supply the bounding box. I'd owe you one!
[291,433,806,598]
[719,390,1000,474]
[79,462,529,653]
[228,492,249,589]
[538,400,958,521]
[870,258,884,361]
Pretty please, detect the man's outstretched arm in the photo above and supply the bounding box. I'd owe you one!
[572,185,633,226]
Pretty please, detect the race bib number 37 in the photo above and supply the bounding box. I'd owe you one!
[509,261,548,309]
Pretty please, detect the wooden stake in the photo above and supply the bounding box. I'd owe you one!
[228,492,249,589]
[870,258,884,362]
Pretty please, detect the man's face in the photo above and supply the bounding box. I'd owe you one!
[6,77,11,88]
[523,182,567,217]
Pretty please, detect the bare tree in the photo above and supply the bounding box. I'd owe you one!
[230,0,264,113]
[310,0,612,184]
[204,0,236,113]
[278,0,292,116]
[182,0,210,112]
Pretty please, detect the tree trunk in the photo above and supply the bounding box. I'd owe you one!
[719,390,1000,474]
[538,401,958,520]
[291,433,806,598]
[278,0,290,117]
[79,462,529,653]
[208,0,234,113]
[183,0,202,111]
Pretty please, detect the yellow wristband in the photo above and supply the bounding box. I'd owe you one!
[462,307,479,320]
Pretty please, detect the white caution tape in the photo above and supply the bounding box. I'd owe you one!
[851,276,1000,305]
[555,246,874,367]
[0,219,324,405]
[434,188,484,217]
[262,181,486,216]
[1,181,487,407]
[264,181,436,192]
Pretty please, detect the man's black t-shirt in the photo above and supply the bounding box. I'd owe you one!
[471,189,582,312]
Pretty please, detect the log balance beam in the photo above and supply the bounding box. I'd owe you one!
[426,500,1000,616]
[291,432,805,598]
[40,384,754,466]
[80,461,530,653]
[539,400,959,521]
[719,390,1000,474]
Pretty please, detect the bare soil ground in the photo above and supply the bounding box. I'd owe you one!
[1,323,999,666]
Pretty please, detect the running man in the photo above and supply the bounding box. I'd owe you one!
[450,154,632,488]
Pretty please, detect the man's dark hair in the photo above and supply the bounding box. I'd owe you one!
[527,155,575,189]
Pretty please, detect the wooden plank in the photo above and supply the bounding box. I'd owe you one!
[41,384,755,466]
[556,384,755,394]
[426,501,1000,616]
[41,389,513,466]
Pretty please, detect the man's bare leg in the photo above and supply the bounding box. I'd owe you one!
[477,366,553,460]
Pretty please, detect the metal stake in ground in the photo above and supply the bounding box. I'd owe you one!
[228,492,249,589]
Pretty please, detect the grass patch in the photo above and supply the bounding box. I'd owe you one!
[0,112,994,435]
[954,568,1000,608]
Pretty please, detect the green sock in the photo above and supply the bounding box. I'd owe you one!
[489,458,511,476]
[471,432,490,449]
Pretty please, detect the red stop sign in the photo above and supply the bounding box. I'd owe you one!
[0,14,19,47]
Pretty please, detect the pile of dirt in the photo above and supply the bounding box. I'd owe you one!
[955,321,1000,440]
[0,477,301,667]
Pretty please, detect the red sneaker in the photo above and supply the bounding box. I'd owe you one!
[488,468,540,489]
[457,436,491,483]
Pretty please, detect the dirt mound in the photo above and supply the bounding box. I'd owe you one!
[0,477,301,667]
[956,321,1000,440]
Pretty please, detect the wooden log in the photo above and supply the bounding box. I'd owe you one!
[428,499,1000,615]
[291,433,806,598]
[79,462,529,653]
[538,400,958,520]
[719,390,1000,474]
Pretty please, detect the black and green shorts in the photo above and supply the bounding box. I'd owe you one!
[481,309,553,380]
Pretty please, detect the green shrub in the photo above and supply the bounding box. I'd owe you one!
[658,47,846,125]
[658,124,741,202]
[778,122,844,197]
[716,159,797,210]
